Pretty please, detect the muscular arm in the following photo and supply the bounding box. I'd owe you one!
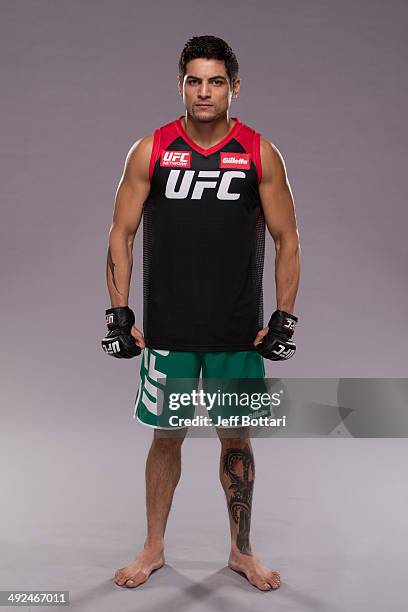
[106,134,153,307]
[259,138,300,315]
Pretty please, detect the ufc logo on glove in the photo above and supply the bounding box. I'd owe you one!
[102,340,120,354]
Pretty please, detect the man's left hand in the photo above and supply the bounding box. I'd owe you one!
[254,310,298,361]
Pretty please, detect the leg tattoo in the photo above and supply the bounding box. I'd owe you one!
[223,445,254,555]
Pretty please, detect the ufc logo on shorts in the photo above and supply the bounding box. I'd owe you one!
[139,349,170,416]
[165,170,246,200]
[160,150,191,168]
[102,340,120,354]
[106,313,115,325]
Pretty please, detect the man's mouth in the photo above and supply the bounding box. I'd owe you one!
[196,103,213,107]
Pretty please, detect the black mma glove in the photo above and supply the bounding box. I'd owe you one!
[101,306,141,358]
[255,309,298,361]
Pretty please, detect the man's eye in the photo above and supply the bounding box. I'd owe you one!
[188,79,198,85]
[212,80,223,86]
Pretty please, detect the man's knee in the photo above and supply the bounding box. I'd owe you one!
[217,426,251,446]
[153,427,188,447]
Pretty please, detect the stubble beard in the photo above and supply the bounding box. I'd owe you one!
[190,106,226,124]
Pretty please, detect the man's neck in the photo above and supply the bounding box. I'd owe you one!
[181,113,236,149]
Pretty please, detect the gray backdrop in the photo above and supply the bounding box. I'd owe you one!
[1,1,407,611]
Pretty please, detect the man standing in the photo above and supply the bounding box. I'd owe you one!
[102,35,300,591]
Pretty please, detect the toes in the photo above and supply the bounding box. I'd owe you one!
[229,562,281,592]
[114,567,148,587]
[247,571,272,591]
[125,578,146,588]
[257,582,272,591]
[125,571,148,588]
[255,570,281,591]
[268,571,281,589]
[114,570,127,585]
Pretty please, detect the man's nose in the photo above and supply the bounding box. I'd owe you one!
[198,82,211,98]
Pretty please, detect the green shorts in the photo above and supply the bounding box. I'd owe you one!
[134,348,271,429]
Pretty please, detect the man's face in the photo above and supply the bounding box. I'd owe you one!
[178,58,240,122]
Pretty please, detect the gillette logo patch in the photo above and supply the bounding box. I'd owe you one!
[160,150,192,168]
[220,152,251,170]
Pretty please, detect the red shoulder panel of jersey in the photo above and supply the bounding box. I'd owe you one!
[149,118,262,183]
[148,119,180,181]
[234,121,262,184]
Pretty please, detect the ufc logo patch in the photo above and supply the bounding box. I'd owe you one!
[165,169,245,200]
[106,313,115,325]
[160,150,191,168]
[220,152,251,170]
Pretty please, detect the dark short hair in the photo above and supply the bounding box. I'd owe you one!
[178,35,239,85]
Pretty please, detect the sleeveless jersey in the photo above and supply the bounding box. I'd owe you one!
[142,116,265,351]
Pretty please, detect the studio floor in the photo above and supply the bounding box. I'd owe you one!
[1,408,407,612]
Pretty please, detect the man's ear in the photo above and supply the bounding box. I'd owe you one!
[231,77,241,100]
[177,77,183,97]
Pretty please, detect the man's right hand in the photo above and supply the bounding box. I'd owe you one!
[101,306,143,358]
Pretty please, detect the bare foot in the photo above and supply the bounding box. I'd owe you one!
[114,546,165,588]
[228,550,281,591]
